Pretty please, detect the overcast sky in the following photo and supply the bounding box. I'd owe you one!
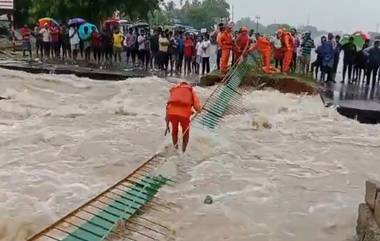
[172,0,380,33]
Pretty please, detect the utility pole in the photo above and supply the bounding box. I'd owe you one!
[377,23,379,33]
[231,4,234,22]
[255,15,260,33]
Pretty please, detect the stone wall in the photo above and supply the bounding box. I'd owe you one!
[357,180,380,241]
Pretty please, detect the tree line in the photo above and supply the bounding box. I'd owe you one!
[14,0,162,27]
[235,17,327,37]
[149,0,230,30]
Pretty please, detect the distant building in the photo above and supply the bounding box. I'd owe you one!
[0,0,14,13]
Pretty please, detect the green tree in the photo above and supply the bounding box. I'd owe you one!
[148,9,172,27]
[174,0,229,29]
[235,17,265,32]
[14,0,162,27]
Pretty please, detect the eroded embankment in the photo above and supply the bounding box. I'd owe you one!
[200,72,318,95]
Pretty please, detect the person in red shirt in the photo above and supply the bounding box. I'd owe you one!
[92,28,102,64]
[183,33,194,75]
[50,25,60,59]
[20,25,32,58]
[166,81,202,152]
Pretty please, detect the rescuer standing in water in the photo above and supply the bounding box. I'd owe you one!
[166,81,202,153]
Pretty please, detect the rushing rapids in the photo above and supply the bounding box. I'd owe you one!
[0,69,379,241]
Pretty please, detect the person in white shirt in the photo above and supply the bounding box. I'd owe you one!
[195,35,203,74]
[39,24,50,59]
[137,30,146,67]
[69,26,80,61]
[201,33,212,75]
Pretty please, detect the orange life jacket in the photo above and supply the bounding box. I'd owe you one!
[236,33,250,52]
[281,32,294,51]
[259,37,273,53]
[220,31,233,50]
[167,84,193,107]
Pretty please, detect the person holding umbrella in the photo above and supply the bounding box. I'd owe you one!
[65,18,86,60]
[39,24,51,60]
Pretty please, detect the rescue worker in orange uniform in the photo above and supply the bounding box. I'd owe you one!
[234,26,250,63]
[277,29,294,73]
[215,23,225,70]
[249,33,276,73]
[166,81,202,153]
[219,23,234,74]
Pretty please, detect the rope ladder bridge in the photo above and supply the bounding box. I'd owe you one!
[26,52,260,241]
[26,155,176,241]
[192,53,260,129]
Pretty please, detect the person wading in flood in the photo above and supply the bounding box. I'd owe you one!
[166,81,202,153]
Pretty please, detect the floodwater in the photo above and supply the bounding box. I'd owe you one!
[159,89,380,240]
[0,69,379,241]
[0,69,169,240]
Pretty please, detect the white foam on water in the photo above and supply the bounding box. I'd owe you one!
[1,68,379,241]
[0,69,173,241]
[159,89,380,241]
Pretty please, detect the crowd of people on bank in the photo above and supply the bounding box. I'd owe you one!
[18,23,213,75]
[215,23,380,86]
[18,21,380,85]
